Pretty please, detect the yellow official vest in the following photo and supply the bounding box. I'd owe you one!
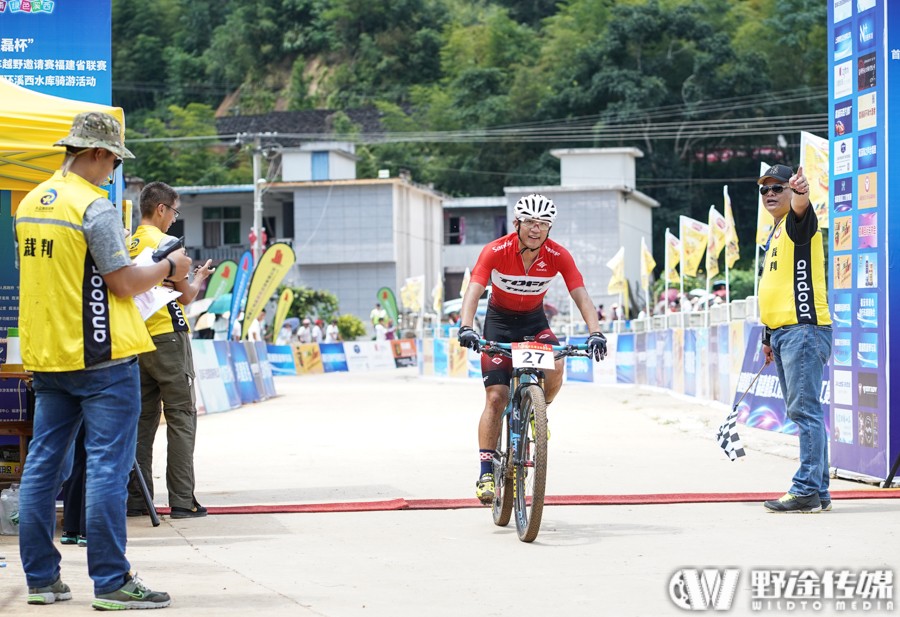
[129,225,190,336]
[16,170,155,371]
[758,213,831,329]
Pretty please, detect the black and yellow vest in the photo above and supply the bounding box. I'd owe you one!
[129,224,190,337]
[758,214,832,330]
[16,170,155,371]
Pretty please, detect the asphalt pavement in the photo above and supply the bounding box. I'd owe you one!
[1,368,897,616]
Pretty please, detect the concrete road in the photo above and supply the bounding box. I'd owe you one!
[1,369,897,616]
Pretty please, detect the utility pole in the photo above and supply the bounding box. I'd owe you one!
[251,133,263,264]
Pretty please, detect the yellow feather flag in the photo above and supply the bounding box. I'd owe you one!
[432,277,443,314]
[665,229,681,284]
[459,267,471,297]
[679,215,709,278]
[723,185,740,268]
[706,206,727,279]
[272,288,294,337]
[756,161,775,246]
[640,237,656,290]
[606,246,626,294]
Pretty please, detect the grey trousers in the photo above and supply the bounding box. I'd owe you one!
[127,331,198,510]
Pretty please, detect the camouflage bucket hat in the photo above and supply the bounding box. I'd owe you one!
[54,111,135,159]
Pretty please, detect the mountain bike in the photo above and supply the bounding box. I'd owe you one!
[478,339,592,543]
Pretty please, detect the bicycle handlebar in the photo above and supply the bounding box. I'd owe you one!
[477,340,592,361]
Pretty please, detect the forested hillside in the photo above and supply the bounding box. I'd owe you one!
[113,0,828,265]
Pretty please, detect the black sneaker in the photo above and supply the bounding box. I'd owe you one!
[92,572,170,610]
[169,504,208,519]
[764,492,822,513]
[821,499,832,512]
[127,508,149,517]
[61,531,79,545]
[27,576,72,604]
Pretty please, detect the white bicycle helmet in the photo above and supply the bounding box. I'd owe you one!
[514,194,557,224]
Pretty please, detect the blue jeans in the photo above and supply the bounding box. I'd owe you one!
[19,359,140,595]
[771,324,832,500]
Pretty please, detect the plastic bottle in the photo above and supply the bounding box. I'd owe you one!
[0,483,20,535]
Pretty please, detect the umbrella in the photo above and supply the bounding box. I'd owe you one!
[283,317,300,331]
[195,312,216,331]
[187,297,214,318]
[208,293,233,314]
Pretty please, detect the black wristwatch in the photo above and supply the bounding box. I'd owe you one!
[165,256,176,278]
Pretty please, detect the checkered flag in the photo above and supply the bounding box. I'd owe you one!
[717,363,765,461]
[716,407,746,461]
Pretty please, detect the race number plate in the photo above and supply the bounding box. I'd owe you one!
[511,342,554,369]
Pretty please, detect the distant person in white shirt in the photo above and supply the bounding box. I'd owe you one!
[374,318,387,341]
[311,319,324,343]
[247,310,265,342]
[297,318,313,344]
[275,322,293,345]
[325,319,341,343]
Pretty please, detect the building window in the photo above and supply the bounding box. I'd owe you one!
[203,206,242,248]
[494,216,507,239]
[311,151,329,181]
[446,215,465,245]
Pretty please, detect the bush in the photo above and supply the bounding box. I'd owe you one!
[337,314,367,341]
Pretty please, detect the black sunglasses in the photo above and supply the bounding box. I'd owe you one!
[113,157,123,170]
[759,184,787,196]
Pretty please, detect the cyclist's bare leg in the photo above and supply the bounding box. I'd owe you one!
[543,358,565,404]
[478,384,509,449]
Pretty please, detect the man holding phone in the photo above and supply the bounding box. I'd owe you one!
[127,181,213,519]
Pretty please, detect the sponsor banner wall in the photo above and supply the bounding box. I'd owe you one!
[293,343,323,375]
[432,338,449,377]
[448,340,467,377]
[254,342,277,399]
[683,329,697,397]
[230,342,260,404]
[592,332,617,385]
[565,336,593,383]
[343,341,395,372]
[634,333,647,386]
[828,0,891,479]
[615,334,635,384]
[419,339,434,377]
[213,341,242,409]
[266,344,298,376]
[191,341,232,413]
[391,339,417,368]
[671,328,684,394]
[243,342,268,401]
[320,342,349,373]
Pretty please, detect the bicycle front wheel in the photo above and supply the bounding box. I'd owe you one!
[513,384,548,542]
[492,410,514,527]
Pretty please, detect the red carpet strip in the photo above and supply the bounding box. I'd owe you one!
[154,489,900,515]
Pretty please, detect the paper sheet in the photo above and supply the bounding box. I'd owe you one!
[132,247,182,321]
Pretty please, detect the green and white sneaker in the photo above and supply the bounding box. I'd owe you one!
[28,576,72,604]
[92,572,171,611]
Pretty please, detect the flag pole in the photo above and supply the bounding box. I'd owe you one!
[679,223,686,330]
[664,228,670,322]
[706,208,713,329]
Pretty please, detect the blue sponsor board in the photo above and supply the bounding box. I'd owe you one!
[432,338,448,377]
[828,0,893,479]
[254,342,277,398]
[213,341,242,409]
[634,332,647,385]
[834,99,853,135]
[0,0,112,104]
[834,21,853,60]
[565,336,592,383]
[266,344,298,375]
[717,324,731,406]
[320,342,349,372]
[229,342,259,404]
[833,176,853,213]
[857,131,878,169]
[615,333,634,384]
[683,329,696,397]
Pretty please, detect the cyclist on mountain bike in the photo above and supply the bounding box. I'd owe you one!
[457,194,607,504]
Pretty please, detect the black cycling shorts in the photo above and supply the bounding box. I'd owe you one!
[480,304,558,388]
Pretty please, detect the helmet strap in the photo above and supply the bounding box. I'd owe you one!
[515,219,548,254]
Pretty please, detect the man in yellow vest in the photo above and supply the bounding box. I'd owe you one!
[757,164,833,514]
[126,181,213,520]
[16,112,192,609]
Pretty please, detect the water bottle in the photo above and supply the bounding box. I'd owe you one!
[0,483,20,535]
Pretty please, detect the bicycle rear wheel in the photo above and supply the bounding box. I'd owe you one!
[492,411,514,527]
[513,384,548,542]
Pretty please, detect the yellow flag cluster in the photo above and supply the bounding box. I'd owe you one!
[606,246,626,295]
[640,237,656,290]
[679,216,709,278]
[401,275,426,312]
[723,185,740,269]
[706,206,727,279]
[665,229,681,284]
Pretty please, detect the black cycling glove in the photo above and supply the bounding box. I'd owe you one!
[457,325,480,352]
[587,331,607,361]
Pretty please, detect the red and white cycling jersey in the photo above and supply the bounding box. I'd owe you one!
[470,233,585,313]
